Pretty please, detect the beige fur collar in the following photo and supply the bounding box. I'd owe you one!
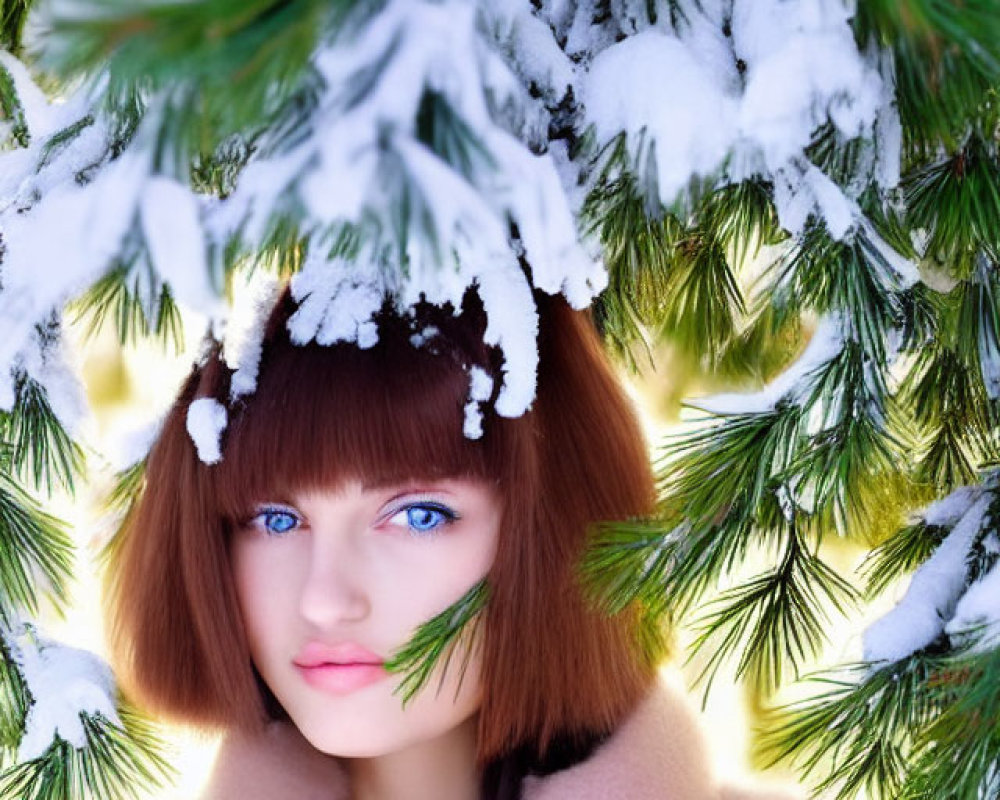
[201,678,801,800]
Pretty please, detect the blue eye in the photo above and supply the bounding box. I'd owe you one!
[389,503,457,536]
[253,508,300,536]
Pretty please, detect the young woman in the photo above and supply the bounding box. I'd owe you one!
[103,286,797,800]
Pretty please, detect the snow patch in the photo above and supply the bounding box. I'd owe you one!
[463,365,494,440]
[186,397,228,465]
[224,273,282,400]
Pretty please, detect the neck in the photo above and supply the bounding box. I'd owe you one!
[346,714,481,800]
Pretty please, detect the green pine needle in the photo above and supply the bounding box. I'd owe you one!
[903,643,1000,799]
[580,518,679,619]
[384,579,489,707]
[585,172,678,366]
[856,0,1000,152]
[656,230,746,368]
[95,460,146,573]
[0,59,30,149]
[0,469,74,626]
[770,223,908,362]
[43,0,352,157]
[0,637,30,760]
[661,404,803,536]
[0,0,32,56]
[901,345,996,489]
[759,651,948,800]
[3,377,85,496]
[904,133,1000,265]
[71,263,184,351]
[0,705,175,800]
[790,340,904,535]
[862,520,947,599]
[689,527,857,698]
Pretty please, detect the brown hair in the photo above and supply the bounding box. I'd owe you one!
[103,286,662,768]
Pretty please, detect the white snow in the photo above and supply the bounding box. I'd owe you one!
[409,325,439,348]
[946,556,1000,653]
[19,328,88,439]
[224,272,282,400]
[139,175,222,319]
[462,365,494,440]
[584,29,739,207]
[923,486,983,527]
[863,494,992,666]
[463,401,484,440]
[0,147,150,412]
[0,51,60,141]
[772,159,856,239]
[483,2,576,102]
[186,397,228,465]
[287,254,386,349]
[107,417,164,472]
[7,625,121,761]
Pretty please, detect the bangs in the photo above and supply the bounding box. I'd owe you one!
[212,295,504,523]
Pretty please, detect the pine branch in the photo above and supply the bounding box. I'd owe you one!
[641,406,805,615]
[44,0,353,156]
[698,177,785,273]
[689,526,857,697]
[70,263,184,351]
[0,704,175,800]
[856,0,1000,152]
[903,644,1000,799]
[585,172,678,366]
[580,518,680,619]
[383,579,488,707]
[904,132,1000,266]
[94,460,146,576]
[104,459,145,519]
[901,345,996,489]
[656,229,746,369]
[790,339,905,535]
[0,469,73,626]
[770,223,908,361]
[2,377,85,496]
[760,651,948,800]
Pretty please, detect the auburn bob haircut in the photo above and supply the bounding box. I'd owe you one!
[104,286,661,767]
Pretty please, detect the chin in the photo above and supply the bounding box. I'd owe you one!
[296,723,417,759]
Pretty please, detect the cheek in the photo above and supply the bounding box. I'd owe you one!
[230,540,294,660]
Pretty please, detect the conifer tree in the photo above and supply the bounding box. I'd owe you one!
[1,1,999,797]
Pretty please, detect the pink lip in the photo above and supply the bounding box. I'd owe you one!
[293,641,388,695]
[296,662,388,694]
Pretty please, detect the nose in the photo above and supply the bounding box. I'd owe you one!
[297,534,372,628]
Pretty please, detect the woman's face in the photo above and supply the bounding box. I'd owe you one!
[230,477,501,757]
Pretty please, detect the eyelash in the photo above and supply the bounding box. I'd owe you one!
[247,501,459,538]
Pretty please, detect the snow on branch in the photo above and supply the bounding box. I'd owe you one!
[583,0,890,239]
[863,489,994,666]
[5,622,120,761]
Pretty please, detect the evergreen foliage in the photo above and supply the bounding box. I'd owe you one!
[0,0,999,797]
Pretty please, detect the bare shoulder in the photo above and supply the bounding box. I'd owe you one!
[198,721,349,800]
